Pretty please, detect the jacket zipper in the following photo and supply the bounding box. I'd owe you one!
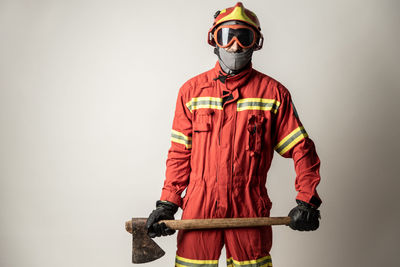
[219,112,224,145]
[231,108,237,176]
[229,94,237,213]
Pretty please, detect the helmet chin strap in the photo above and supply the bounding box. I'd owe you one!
[214,47,253,75]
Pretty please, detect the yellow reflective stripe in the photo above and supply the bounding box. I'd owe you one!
[280,133,306,154]
[274,126,308,155]
[237,98,280,113]
[275,127,301,149]
[238,98,280,104]
[170,137,192,149]
[237,105,278,112]
[171,129,192,149]
[176,255,219,266]
[227,255,272,267]
[186,97,223,112]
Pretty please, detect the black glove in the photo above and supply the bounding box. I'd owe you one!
[288,199,320,231]
[146,200,179,238]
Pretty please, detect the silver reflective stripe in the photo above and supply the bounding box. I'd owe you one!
[171,130,192,149]
[186,97,223,112]
[236,98,280,113]
[237,101,279,110]
[275,126,308,155]
[171,132,189,143]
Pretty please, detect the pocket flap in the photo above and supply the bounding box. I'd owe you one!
[197,109,215,115]
[193,122,211,132]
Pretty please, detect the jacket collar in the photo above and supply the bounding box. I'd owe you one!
[213,61,253,91]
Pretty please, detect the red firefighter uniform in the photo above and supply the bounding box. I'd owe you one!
[160,61,321,266]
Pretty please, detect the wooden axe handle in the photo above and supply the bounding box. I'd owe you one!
[126,217,291,233]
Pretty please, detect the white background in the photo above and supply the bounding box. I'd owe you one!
[1,0,399,266]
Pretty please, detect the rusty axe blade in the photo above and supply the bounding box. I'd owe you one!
[127,218,165,264]
[126,216,291,264]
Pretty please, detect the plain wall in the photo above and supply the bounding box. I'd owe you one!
[1,0,399,266]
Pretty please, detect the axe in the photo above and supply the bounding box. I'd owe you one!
[125,216,291,264]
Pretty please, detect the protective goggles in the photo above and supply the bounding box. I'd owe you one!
[213,24,262,49]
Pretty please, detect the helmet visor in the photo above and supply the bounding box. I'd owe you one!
[215,25,256,49]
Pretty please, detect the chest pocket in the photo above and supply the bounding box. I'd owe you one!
[247,114,266,157]
[193,109,214,132]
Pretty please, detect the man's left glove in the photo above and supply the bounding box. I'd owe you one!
[288,199,321,231]
[146,200,179,238]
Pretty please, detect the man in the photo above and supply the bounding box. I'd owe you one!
[146,2,321,266]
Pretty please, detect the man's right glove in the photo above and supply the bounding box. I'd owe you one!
[288,199,321,231]
[146,200,179,238]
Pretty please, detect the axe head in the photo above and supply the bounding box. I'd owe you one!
[128,218,165,264]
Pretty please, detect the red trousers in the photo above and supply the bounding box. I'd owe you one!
[176,226,272,267]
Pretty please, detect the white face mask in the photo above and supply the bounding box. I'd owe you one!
[216,47,253,74]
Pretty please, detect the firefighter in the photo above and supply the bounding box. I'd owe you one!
[146,2,321,266]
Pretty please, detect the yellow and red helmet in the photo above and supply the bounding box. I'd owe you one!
[207,2,263,50]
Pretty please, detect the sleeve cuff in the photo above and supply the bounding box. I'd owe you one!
[296,192,322,208]
[160,189,183,207]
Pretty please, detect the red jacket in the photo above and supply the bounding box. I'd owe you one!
[160,62,321,219]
